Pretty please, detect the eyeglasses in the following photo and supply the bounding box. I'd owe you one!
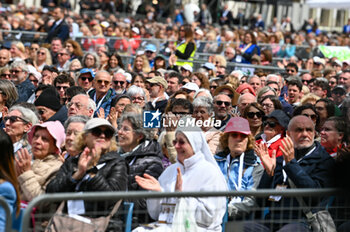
[96,80,110,85]
[114,80,125,85]
[56,86,69,91]
[173,139,186,146]
[172,111,189,117]
[263,121,277,128]
[90,127,114,139]
[58,53,68,56]
[183,89,194,94]
[10,69,22,74]
[37,52,46,55]
[30,79,39,83]
[262,103,274,109]
[67,102,85,110]
[1,74,11,78]
[131,96,145,101]
[4,115,29,124]
[302,79,312,84]
[302,114,317,121]
[80,76,94,82]
[329,81,336,85]
[215,101,231,107]
[286,69,296,73]
[247,111,263,119]
[210,85,217,89]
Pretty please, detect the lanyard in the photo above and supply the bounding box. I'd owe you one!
[282,146,316,183]
[228,152,245,190]
[93,92,107,111]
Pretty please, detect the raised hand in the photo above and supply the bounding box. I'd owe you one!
[255,142,276,176]
[97,108,105,119]
[135,173,161,192]
[73,147,92,180]
[175,167,182,192]
[280,135,295,164]
[107,107,118,128]
[15,148,32,176]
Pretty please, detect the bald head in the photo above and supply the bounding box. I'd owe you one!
[287,115,315,149]
[0,49,10,67]
[238,93,256,114]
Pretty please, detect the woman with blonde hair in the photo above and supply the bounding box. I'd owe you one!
[300,93,320,105]
[175,24,196,67]
[132,54,151,74]
[35,47,52,72]
[10,41,26,59]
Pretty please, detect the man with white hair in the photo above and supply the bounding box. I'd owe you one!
[67,94,96,118]
[237,93,256,115]
[224,47,236,62]
[255,115,335,231]
[112,72,127,94]
[10,60,35,103]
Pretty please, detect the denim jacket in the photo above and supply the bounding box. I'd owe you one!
[88,88,116,118]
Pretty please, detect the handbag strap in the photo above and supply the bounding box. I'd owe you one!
[107,200,122,218]
[287,179,314,221]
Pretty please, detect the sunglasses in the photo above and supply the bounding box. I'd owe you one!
[38,109,45,115]
[332,90,345,96]
[215,101,231,107]
[302,79,312,84]
[173,111,189,117]
[181,81,189,85]
[210,85,217,89]
[114,80,125,85]
[97,80,110,85]
[58,53,68,56]
[247,112,263,119]
[56,86,68,91]
[80,76,94,82]
[4,115,29,124]
[173,139,186,146]
[286,69,296,73]
[131,96,144,101]
[302,114,317,121]
[263,121,277,128]
[10,70,22,74]
[37,52,46,55]
[30,79,39,83]
[1,74,11,78]
[329,81,337,85]
[90,127,114,139]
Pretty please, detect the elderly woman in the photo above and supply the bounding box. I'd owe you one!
[63,115,90,159]
[215,117,262,218]
[192,96,222,155]
[242,103,265,139]
[16,121,65,202]
[320,116,346,157]
[259,95,283,116]
[82,52,100,71]
[127,85,147,108]
[136,121,227,231]
[117,113,164,211]
[0,80,18,122]
[46,118,127,197]
[4,105,39,154]
[256,110,289,159]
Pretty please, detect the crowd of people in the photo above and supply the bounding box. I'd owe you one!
[0,2,350,232]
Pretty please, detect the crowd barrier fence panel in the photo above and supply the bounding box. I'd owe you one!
[20,189,348,232]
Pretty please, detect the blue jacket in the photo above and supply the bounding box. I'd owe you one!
[258,142,335,224]
[16,78,35,103]
[215,149,260,192]
[88,88,116,118]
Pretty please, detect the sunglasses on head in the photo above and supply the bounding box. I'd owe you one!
[302,114,317,121]
[80,76,93,82]
[90,127,114,139]
[4,115,29,124]
[215,101,231,107]
[247,111,262,119]
[263,121,277,128]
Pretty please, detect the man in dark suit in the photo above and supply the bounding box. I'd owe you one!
[46,7,69,43]
[219,4,234,26]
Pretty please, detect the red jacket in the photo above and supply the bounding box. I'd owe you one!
[256,134,284,158]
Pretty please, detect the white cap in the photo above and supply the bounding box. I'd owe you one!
[181,82,199,92]
[313,56,325,66]
[181,64,193,73]
[195,28,204,36]
[132,27,140,34]
[27,65,42,82]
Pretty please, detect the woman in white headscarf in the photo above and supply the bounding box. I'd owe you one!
[135,119,227,232]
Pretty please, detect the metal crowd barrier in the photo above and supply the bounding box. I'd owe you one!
[0,196,12,232]
[20,189,346,232]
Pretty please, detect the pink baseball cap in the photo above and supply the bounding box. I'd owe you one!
[28,121,66,154]
[224,117,251,135]
[235,83,256,96]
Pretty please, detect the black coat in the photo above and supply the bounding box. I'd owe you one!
[257,142,335,229]
[46,19,69,43]
[46,151,128,194]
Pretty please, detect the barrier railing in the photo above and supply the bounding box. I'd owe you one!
[0,196,12,232]
[21,189,345,232]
